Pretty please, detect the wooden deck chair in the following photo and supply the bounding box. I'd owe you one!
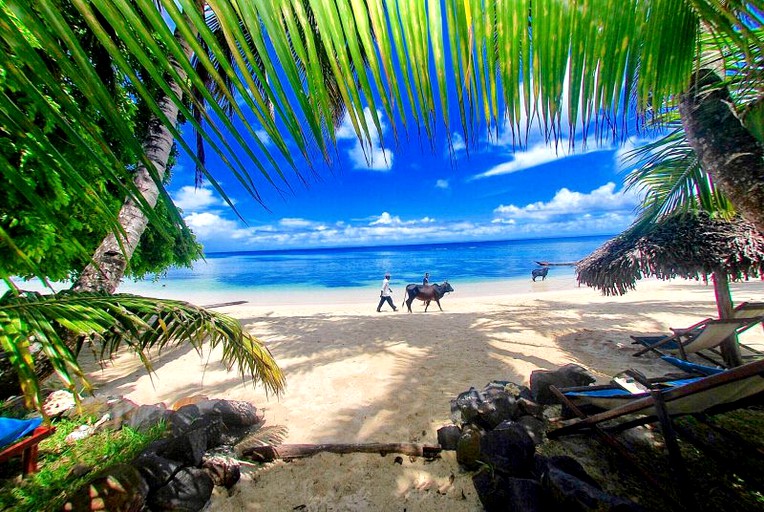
[631,317,756,364]
[733,302,764,334]
[559,374,704,412]
[0,418,55,476]
[548,358,764,507]
[549,357,764,438]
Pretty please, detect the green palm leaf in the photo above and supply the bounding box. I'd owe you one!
[624,125,736,232]
[0,291,284,413]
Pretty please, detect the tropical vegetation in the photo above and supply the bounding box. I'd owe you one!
[0,1,762,409]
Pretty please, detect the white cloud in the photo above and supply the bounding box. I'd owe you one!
[172,185,222,212]
[450,132,466,153]
[184,212,249,240]
[183,202,634,252]
[279,218,317,228]
[435,179,449,189]
[337,108,394,171]
[493,183,639,222]
[472,142,612,179]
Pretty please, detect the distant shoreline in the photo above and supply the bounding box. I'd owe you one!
[205,233,615,257]
[118,270,582,307]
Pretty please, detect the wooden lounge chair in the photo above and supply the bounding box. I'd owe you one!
[631,317,761,364]
[734,301,764,333]
[560,374,703,412]
[548,358,764,507]
[549,358,764,437]
[0,418,55,476]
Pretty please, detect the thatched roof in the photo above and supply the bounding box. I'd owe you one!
[577,212,764,296]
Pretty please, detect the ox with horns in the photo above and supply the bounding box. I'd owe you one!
[401,282,454,313]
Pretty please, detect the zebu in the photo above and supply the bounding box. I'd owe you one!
[401,282,454,313]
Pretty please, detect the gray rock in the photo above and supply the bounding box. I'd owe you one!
[128,403,170,432]
[456,424,484,470]
[63,464,149,512]
[479,420,535,477]
[133,453,182,492]
[212,400,262,428]
[149,467,214,511]
[517,397,545,419]
[202,455,241,488]
[517,415,546,445]
[170,405,203,435]
[437,425,462,450]
[473,471,543,512]
[530,364,596,405]
[158,425,208,467]
[450,387,482,425]
[546,455,602,490]
[543,466,644,512]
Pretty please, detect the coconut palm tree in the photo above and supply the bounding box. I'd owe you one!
[6,1,761,267]
[3,0,763,407]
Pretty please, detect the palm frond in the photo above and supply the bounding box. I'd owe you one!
[3,0,762,267]
[0,291,284,413]
[623,125,736,231]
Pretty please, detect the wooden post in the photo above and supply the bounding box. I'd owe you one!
[712,271,743,367]
[650,389,696,508]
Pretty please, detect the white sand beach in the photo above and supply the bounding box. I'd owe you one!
[84,275,764,511]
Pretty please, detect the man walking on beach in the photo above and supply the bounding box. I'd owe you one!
[377,273,397,312]
[422,272,430,285]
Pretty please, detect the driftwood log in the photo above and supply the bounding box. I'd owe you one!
[241,443,442,463]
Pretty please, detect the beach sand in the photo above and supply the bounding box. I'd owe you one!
[84,275,764,511]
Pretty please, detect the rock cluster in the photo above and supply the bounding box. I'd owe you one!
[443,365,645,511]
[62,398,262,512]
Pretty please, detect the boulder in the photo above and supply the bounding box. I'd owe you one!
[127,403,170,432]
[437,425,462,450]
[543,466,645,512]
[157,425,208,467]
[517,415,546,446]
[148,467,214,511]
[479,421,535,477]
[456,424,484,470]
[450,387,482,425]
[62,464,149,512]
[132,453,182,492]
[202,455,241,488]
[530,365,596,405]
[473,471,543,512]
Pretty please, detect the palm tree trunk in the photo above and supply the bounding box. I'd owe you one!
[73,20,198,294]
[679,69,764,235]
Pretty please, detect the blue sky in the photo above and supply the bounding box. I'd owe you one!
[152,6,671,254]
[169,107,649,253]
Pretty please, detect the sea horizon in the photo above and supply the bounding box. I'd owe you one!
[113,234,613,304]
[10,234,616,306]
[205,233,615,257]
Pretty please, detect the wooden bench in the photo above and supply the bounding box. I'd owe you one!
[0,426,55,475]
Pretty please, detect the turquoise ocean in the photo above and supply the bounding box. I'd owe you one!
[118,234,611,300]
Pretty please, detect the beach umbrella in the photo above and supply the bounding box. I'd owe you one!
[576,211,764,366]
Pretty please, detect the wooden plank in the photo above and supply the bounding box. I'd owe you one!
[241,442,442,462]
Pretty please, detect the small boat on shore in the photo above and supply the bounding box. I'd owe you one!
[535,261,578,267]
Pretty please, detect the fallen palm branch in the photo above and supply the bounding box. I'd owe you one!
[241,442,442,462]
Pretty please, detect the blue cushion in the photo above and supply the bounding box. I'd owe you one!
[661,356,725,376]
[0,417,43,447]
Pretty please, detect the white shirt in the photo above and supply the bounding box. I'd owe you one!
[380,278,392,297]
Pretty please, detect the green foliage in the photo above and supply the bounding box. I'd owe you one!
[0,419,166,512]
[0,3,200,282]
[0,290,285,411]
[623,125,736,231]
